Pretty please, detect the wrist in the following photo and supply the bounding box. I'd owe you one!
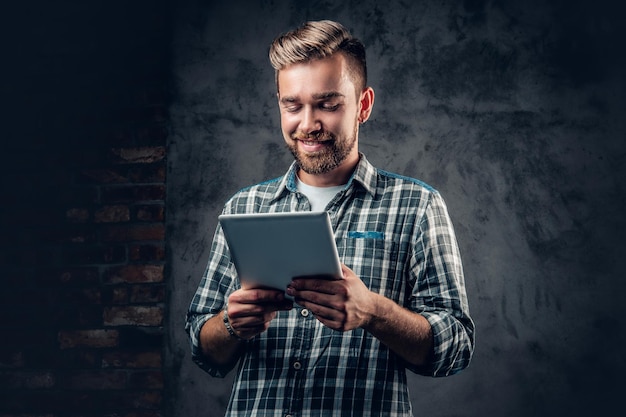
[361,292,389,331]
[222,308,246,341]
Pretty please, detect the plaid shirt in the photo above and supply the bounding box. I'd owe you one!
[186,154,475,417]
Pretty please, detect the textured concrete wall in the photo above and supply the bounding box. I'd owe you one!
[165,0,626,416]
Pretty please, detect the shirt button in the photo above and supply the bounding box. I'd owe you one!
[293,361,302,370]
[300,308,310,317]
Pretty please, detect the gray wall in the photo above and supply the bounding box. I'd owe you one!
[165,0,626,416]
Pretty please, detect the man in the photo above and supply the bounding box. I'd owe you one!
[186,20,475,416]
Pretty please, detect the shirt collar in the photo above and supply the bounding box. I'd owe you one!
[270,153,378,203]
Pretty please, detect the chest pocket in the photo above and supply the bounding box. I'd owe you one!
[337,234,409,301]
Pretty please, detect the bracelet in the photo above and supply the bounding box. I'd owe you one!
[223,308,246,341]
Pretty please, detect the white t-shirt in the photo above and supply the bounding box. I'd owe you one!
[296,177,345,212]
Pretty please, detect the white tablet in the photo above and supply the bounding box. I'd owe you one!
[218,211,342,292]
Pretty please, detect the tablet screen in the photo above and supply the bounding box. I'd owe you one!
[218,211,342,292]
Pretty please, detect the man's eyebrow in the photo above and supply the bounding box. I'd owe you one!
[312,91,345,100]
[279,96,298,104]
[280,91,345,104]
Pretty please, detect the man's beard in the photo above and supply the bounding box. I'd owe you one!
[286,125,358,175]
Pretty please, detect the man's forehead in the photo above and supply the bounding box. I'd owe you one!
[277,55,353,98]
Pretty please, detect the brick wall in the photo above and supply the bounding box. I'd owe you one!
[1,2,170,416]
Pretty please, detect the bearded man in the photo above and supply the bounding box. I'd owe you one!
[186,20,475,417]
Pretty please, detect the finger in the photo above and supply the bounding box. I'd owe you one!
[287,283,345,310]
[229,299,293,319]
[232,288,288,304]
[340,263,353,277]
[296,300,345,330]
[229,311,276,337]
[289,278,342,296]
[232,310,276,328]
[293,272,342,281]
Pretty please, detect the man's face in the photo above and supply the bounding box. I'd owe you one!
[277,54,364,184]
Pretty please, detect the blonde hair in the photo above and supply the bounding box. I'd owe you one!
[269,20,367,93]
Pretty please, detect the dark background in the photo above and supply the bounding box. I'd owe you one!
[2,0,626,416]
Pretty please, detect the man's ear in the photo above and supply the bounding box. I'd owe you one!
[358,87,375,123]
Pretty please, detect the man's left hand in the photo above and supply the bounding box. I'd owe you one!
[286,264,376,331]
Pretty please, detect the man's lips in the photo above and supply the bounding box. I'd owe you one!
[296,138,333,152]
[299,139,331,145]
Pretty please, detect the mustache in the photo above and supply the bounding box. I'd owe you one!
[291,131,335,141]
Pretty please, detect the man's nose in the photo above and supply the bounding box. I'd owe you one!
[300,107,321,134]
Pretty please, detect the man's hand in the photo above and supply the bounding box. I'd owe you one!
[226,288,293,340]
[286,264,434,366]
[286,264,376,331]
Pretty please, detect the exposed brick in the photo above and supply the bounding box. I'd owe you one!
[60,370,128,390]
[133,391,162,409]
[58,330,120,349]
[61,244,127,265]
[135,205,164,222]
[101,185,166,203]
[103,306,163,327]
[118,106,167,124]
[57,305,104,328]
[102,350,162,369]
[111,147,166,164]
[3,3,169,416]
[30,349,101,369]
[61,287,102,304]
[95,205,131,223]
[0,350,25,369]
[66,208,90,223]
[58,267,99,285]
[129,244,165,261]
[101,224,165,242]
[102,286,130,304]
[103,265,164,284]
[118,327,163,349]
[0,370,56,389]
[129,370,163,389]
[80,163,166,185]
[46,225,98,244]
[128,163,166,182]
[136,125,168,143]
[80,167,129,184]
[130,285,165,304]
[110,127,135,145]
[57,186,100,206]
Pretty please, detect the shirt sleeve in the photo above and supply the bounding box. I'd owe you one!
[185,222,241,378]
[407,191,475,377]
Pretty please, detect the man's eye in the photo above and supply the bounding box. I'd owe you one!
[321,103,340,111]
[284,105,301,113]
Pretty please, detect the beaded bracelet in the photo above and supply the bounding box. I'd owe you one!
[223,308,246,341]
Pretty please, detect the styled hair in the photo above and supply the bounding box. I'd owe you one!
[269,20,367,93]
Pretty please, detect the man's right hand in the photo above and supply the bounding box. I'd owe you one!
[225,288,293,340]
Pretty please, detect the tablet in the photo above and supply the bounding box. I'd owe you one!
[218,211,342,292]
